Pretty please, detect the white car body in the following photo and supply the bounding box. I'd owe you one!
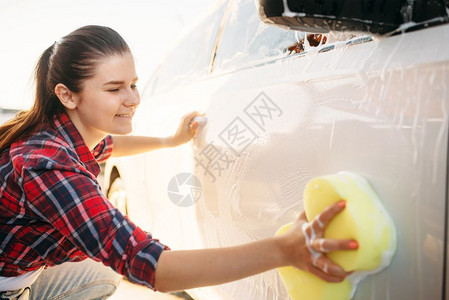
[105,0,449,298]
[0,109,18,125]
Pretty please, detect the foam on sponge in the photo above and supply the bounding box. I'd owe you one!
[276,172,396,300]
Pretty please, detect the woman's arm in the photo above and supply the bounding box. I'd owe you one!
[111,135,174,157]
[154,201,357,292]
[111,111,203,157]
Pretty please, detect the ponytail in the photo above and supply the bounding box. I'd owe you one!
[0,44,62,153]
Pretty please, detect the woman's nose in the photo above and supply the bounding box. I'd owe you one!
[124,89,140,106]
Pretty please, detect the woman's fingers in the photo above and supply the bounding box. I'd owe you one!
[311,238,358,253]
[313,200,346,226]
[187,112,206,133]
[185,112,198,125]
[189,120,199,131]
[296,210,308,223]
[307,201,358,252]
[185,111,205,122]
[308,200,346,235]
[290,202,358,282]
[312,254,349,277]
[306,265,346,283]
[181,111,198,125]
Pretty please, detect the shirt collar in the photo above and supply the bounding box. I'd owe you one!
[53,112,101,177]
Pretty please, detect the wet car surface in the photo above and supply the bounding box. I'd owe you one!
[105,0,449,299]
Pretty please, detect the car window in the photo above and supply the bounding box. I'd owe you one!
[148,2,227,94]
[213,0,299,72]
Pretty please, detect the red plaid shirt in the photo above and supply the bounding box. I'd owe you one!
[0,113,168,289]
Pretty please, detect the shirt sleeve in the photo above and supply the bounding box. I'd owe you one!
[22,163,169,290]
[92,135,113,164]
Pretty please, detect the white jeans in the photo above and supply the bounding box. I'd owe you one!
[1,259,122,300]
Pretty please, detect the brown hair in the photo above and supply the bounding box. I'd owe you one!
[0,25,131,152]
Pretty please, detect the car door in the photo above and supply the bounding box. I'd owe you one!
[109,0,449,298]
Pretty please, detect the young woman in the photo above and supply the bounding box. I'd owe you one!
[0,25,357,299]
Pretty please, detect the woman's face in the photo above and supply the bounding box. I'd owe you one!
[69,53,140,146]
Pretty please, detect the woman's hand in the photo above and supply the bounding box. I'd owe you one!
[280,201,358,282]
[169,111,205,147]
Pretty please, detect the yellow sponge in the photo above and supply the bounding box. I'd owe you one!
[276,172,396,300]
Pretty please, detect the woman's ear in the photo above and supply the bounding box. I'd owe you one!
[54,83,78,110]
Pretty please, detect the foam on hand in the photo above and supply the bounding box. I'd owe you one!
[191,116,208,150]
[276,172,397,300]
[192,116,207,127]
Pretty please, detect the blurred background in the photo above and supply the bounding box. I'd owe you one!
[0,0,219,110]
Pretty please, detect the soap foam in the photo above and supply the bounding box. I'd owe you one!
[302,222,323,267]
[337,171,397,298]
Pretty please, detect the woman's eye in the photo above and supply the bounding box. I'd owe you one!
[108,88,119,93]
[131,84,138,89]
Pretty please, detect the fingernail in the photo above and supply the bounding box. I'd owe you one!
[338,200,346,208]
[349,241,358,249]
